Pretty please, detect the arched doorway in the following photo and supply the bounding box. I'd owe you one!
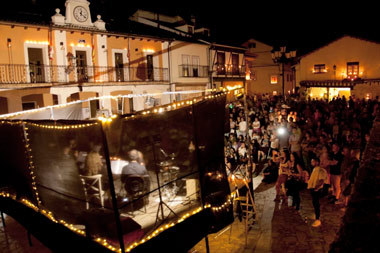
[21,94,44,110]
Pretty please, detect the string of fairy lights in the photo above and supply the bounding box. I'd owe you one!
[23,123,42,207]
[0,87,243,252]
[0,88,227,120]
[0,189,233,253]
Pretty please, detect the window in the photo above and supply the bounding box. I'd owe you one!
[347,62,359,80]
[270,75,278,84]
[192,56,200,77]
[22,101,36,111]
[248,42,256,49]
[53,94,59,105]
[182,55,190,77]
[313,64,326,73]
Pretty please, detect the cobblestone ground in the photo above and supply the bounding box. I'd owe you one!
[0,179,345,253]
[191,179,346,253]
[0,214,50,253]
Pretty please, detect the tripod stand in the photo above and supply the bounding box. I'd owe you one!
[151,140,179,229]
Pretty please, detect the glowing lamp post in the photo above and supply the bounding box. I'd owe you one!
[271,47,296,97]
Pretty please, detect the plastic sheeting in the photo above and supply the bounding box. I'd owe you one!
[0,93,233,252]
[11,103,85,120]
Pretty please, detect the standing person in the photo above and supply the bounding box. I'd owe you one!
[289,127,301,157]
[252,117,261,133]
[83,144,103,176]
[278,124,290,151]
[339,147,354,206]
[287,152,303,211]
[307,157,328,227]
[329,143,343,203]
[269,132,279,159]
[274,149,290,201]
[238,117,247,138]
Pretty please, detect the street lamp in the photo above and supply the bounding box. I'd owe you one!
[271,46,296,97]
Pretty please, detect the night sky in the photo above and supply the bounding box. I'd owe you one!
[2,0,380,55]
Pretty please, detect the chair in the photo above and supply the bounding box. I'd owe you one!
[124,175,150,213]
[79,174,105,209]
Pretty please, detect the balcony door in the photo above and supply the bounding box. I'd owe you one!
[76,50,88,82]
[216,52,225,75]
[232,54,239,75]
[182,55,190,77]
[28,48,45,83]
[115,53,124,82]
[192,56,200,77]
[146,55,154,80]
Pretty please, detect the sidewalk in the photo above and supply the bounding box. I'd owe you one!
[191,176,345,253]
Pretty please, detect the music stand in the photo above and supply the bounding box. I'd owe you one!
[151,136,179,229]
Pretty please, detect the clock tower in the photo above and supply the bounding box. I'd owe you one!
[65,0,93,27]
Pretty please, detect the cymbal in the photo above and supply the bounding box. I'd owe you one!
[158,160,173,167]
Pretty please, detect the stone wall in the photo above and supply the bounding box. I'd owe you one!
[330,111,380,252]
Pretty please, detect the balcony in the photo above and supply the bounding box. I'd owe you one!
[214,64,246,77]
[0,64,169,85]
[178,65,209,78]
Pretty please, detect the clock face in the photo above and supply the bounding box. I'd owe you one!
[73,6,88,22]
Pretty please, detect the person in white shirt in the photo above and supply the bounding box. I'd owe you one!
[238,118,247,137]
[238,142,247,158]
[307,157,328,227]
[252,117,261,132]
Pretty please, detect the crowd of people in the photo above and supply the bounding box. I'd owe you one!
[225,93,378,227]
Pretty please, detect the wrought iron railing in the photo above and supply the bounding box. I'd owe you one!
[0,64,169,84]
[214,64,246,77]
[178,65,209,78]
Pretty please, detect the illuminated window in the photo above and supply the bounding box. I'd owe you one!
[271,75,278,84]
[347,62,359,80]
[313,64,326,73]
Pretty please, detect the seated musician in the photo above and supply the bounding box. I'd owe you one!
[121,150,150,204]
[122,149,149,177]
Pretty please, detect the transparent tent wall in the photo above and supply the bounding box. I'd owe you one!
[0,91,231,252]
[106,105,202,249]
[0,123,36,204]
[104,93,232,250]
[26,121,124,250]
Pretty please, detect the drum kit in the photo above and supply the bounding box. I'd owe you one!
[157,153,180,199]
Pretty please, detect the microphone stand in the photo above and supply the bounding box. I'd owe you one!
[152,142,178,229]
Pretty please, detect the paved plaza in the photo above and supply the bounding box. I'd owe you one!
[0,174,345,253]
[192,174,345,253]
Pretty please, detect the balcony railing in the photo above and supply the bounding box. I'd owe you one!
[178,65,209,78]
[0,64,169,84]
[214,64,246,77]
